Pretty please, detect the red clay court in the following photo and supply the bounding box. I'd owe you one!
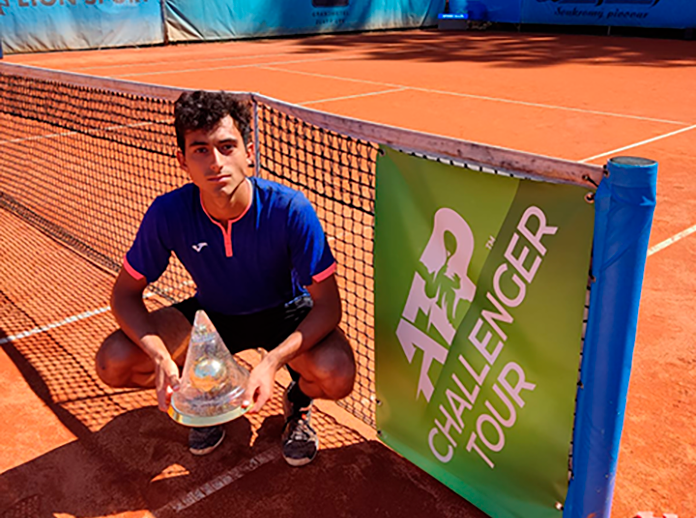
[1,28,695,518]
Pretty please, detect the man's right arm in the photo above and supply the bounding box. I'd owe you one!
[111,268,180,410]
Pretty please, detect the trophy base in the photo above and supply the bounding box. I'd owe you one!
[167,403,250,427]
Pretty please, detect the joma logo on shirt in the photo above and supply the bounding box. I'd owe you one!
[192,242,208,252]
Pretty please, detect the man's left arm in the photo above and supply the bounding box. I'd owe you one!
[243,274,342,412]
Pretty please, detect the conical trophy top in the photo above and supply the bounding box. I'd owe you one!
[168,310,250,427]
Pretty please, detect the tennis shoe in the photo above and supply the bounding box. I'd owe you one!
[189,425,225,455]
[281,410,318,467]
[282,382,318,467]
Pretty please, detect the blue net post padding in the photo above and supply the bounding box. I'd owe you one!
[564,157,657,518]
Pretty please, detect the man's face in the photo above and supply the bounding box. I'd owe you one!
[176,115,253,198]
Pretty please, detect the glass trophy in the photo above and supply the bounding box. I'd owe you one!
[168,310,251,427]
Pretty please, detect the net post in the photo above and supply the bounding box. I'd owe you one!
[564,157,657,518]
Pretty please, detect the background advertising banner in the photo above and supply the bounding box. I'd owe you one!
[374,147,594,518]
[449,0,522,23]
[164,0,443,43]
[521,0,696,29]
[0,0,164,54]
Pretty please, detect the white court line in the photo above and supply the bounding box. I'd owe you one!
[0,306,112,345]
[299,87,408,106]
[152,447,279,516]
[113,56,338,78]
[648,224,696,256]
[71,52,301,71]
[0,121,165,147]
[259,66,691,126]
[579,124,696,163]
[578,125,696,257]
[106,57,687,125]
[0,285,185,345]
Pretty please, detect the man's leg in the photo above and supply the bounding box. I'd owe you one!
[286,328,356,402]
[280,328,355,466]
[95,303,227,456]
[95,306,192,388]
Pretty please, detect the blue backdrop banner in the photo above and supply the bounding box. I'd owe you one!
[0,0,164,54]
[448,0,521,23]
[521,0,696,29]
[164,0,444,42]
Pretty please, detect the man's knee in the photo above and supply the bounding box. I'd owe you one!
[311,333,356,400]
[95,332,143,387]
[328,360,355,401]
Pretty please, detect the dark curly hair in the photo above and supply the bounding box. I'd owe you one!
[174,90,252,153]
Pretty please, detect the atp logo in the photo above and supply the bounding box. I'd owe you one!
[396,208,477,401]
[0,0,9,16]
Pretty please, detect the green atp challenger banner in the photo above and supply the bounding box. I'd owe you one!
[374,147,594,518]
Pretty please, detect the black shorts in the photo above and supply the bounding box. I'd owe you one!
[173,294,313,380]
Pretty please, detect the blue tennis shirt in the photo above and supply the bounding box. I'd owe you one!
[124,177,336,315]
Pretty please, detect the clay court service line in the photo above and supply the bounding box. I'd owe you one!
[299,87,408,106]
[578,124,696,257]
[579,124,696,163]
[114,56,339,78]
[108,57,686,126]
[152,447,280,516]
[0,281,191,345]
[647,224,696,256]
[0,306,112,345]
[72,52,302,72]
[0,121,167,147]
[258,65,691,126]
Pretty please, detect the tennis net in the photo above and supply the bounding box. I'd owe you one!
[0,62,600,427]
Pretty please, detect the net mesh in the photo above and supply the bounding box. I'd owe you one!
[0,72,195,304]
[256,103,379,424]
[0,69,380,426]
[0,66,592,432]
